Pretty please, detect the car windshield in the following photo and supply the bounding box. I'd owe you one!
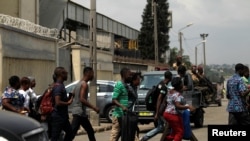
[139,74,164,90]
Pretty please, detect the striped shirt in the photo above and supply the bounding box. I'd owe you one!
[112,81,128,117]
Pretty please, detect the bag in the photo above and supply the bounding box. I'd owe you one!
[182,109,192,139]
[126,84,137,110]
[121,111,138,141]
[145,85,159,111]
[28,100,41,121]
[39,83,59,117]
[145,81,167,111]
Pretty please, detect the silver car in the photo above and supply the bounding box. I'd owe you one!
[66,80,116,122]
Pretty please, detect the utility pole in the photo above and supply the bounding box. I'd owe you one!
[152,0,158,65]
[178,23,193,57]
[178,32,183,56]
[200,33,208,72]
[195,46,197,66]
[89,0,99,126]
[194,40,206,66]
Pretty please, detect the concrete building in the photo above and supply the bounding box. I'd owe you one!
[0,0,39,24]
[0,0,167,94]
[0,15,58,94]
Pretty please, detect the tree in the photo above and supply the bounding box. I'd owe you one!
[138,0,170,63]
[168,47,178,67]
[182,55,192,69]
[168,47,192,69]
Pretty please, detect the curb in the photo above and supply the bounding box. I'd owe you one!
[76,123,154,135]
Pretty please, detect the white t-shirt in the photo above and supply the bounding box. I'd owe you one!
[19,89,30,116]
[165,91,186,115]
[19,89,30,108]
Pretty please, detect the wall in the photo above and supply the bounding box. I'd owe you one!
[0,0,39,24]
[71,45,114,82]
[0,0,19,18]
[58,48,72,83]
[19,0,38,24]
[0,24,57,94]
[0,24,153,95]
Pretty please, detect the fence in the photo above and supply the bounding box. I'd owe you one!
[0,14,58,38]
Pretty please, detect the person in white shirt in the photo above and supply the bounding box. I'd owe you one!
[27,76,40,120]
[18,77,31,116]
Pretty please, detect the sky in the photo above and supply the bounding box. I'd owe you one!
[72,0,250,65]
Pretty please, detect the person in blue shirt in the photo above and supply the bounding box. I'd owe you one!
[227,63,250,125]
[1,75,25,113]
[49,67,74,141]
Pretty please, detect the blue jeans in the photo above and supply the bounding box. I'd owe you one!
[141,117,165,141]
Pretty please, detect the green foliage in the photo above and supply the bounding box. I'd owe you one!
[168,47,192,69]
[138,0,170,63]
[204,65,234,82]
[168,47,178,66]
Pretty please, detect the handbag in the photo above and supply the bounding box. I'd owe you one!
[182,109,192,139]
[121,111,138,141]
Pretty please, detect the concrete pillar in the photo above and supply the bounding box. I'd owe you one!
[71,45,82,81]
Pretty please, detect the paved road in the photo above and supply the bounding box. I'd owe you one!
[74,98,229,141]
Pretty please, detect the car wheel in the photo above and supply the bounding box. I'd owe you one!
[194,108,204,128]
[106,105,115,123]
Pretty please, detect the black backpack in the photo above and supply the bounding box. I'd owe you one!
[145,81,163,111]
[145,85,158,111]
[145,81,168,111]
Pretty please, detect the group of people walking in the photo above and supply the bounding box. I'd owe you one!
[1,64,200,141]
[110,63,250,141]
[0,66,100,141]
[1,75,37,116]
[109,65,196,141]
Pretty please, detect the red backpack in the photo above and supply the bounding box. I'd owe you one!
[39,83,59,119]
